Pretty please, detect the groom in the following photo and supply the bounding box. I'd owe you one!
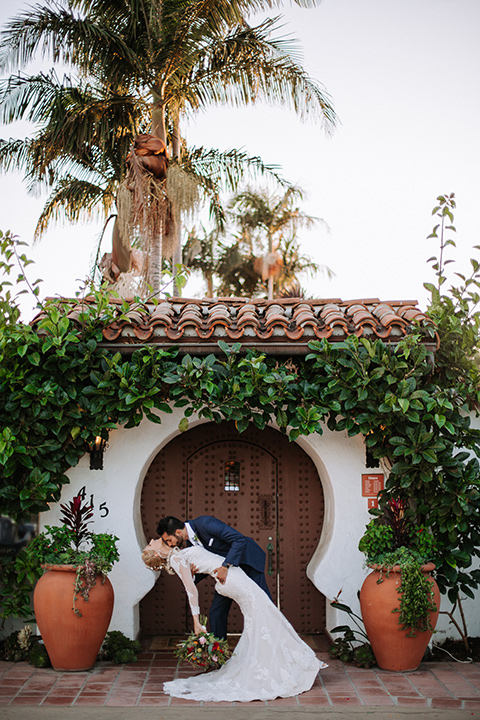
[157,515,271,639]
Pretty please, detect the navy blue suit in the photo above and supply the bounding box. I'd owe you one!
[189,515,271,639]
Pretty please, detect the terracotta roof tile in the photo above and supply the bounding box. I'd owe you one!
[32,297,438,354]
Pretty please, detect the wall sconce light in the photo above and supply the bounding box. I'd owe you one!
[89,436,108,470]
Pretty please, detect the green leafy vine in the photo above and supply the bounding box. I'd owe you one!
[1,200,480,622]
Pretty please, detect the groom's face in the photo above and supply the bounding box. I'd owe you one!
[162,529,185,548]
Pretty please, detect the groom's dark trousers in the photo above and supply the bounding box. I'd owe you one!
[188,515,272,640]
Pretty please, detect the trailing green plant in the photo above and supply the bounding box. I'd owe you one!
[391,552,438,637]
[328,595,376,668]
[99,630,142,664]
[1,205,480,623]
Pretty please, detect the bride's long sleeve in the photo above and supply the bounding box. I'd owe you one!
[169,551,200,617]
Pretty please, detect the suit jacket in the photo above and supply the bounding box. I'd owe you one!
[188,515,266,573]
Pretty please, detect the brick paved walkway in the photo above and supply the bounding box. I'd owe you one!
[1,637,479,710]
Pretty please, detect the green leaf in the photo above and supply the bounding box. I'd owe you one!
[178,417,189,433]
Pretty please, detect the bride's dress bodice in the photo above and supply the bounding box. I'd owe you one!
[174,545,224,574]
[165,544,326,702]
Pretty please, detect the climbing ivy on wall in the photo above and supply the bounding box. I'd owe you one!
[1,203,480,621]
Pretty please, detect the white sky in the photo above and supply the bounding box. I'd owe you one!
[1,0,479,319]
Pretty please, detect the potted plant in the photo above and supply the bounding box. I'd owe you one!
[18,494,119,671]
[358,498,440,671]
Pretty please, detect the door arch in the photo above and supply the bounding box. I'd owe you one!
[140,422,325,635]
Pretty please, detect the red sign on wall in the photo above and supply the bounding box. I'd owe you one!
[362,473,384,497]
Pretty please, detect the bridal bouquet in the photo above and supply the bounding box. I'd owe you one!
[175,620,231,671]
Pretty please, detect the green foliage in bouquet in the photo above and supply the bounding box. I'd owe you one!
[175,617,231,671]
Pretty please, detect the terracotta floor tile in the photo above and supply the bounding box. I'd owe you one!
[74,696,109,704]
[82,681,113,691]
[464,700,480,709]
[328,695,362,705]
[16,691,49,698]
[0,697,15,705]
[9,696,43,706]
[395,696,429,706]
[1,679,28,687]
[167,697,202,705]
[137,697,171,705]
[300,688,328,698]
[41,696,76,705]
[350,679,383,688]
[430,697,463,708]
[267,698,299,706]
[105,697,138,706]
[46,689,79,697]
[298,696,331,705]
[359,696,395,705]
[76,690,110,697]
[72,697,108,706]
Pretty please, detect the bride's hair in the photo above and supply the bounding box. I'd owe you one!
[141,543,176,574]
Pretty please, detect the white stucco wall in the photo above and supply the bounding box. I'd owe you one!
[38,410,480,643]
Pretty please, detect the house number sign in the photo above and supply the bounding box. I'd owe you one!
[76,485,110,517]
[361,474,384,497]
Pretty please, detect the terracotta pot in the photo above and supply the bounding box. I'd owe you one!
[359,563,440,672]
[34,564,114,671]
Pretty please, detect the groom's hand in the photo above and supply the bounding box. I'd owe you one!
[214,566,229,584]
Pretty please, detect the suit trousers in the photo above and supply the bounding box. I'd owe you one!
[209,566,272,640]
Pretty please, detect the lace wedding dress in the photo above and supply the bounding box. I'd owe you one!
[163,545,327,702]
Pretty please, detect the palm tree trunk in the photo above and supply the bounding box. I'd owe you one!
[171,115,183,296]
[148,90,166,296]
[267,230,273,300]
[147,234,163,293]
[171,210,182,296]
[151,91,167,144]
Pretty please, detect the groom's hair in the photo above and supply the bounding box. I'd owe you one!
[157,516,185,536]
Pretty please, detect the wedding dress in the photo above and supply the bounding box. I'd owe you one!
[163,545,327,702]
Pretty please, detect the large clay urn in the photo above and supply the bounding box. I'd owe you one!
[34,565,114,671]
[359,563,440,672]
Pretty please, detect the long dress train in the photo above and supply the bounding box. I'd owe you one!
[163,545,327,703]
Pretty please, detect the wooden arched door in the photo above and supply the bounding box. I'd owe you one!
[140,422,325,635]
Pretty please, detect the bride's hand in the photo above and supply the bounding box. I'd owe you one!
[194,618,206,634]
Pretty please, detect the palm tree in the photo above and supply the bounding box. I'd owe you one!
[227,186,328,298]
[186,185,333,298]
[0,0,337,294]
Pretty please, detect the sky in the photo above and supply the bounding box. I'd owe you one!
[1,0,479,319]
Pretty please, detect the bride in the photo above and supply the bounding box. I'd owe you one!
[142,538,327,703]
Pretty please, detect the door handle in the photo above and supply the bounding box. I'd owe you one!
[266,536,274,576]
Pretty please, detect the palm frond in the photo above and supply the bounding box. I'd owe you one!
[186,145,289,193]
[0,1,145,79]
[34,175,116,238]
[167,18,337,129]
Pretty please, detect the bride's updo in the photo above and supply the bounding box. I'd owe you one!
[141,539,176,574]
